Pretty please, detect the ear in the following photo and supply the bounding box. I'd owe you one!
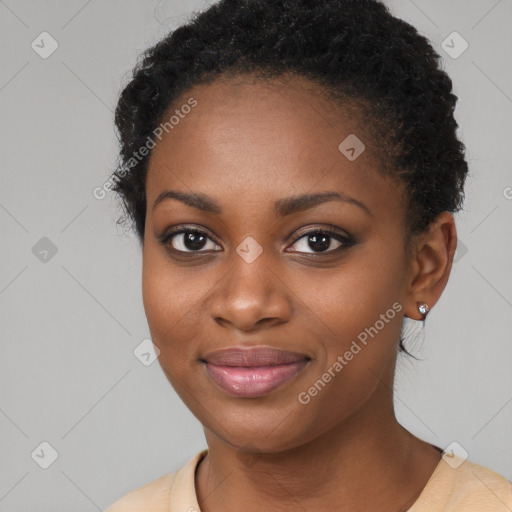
[404,212,458,320]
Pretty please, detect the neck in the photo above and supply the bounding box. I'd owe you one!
[195,379,441,512]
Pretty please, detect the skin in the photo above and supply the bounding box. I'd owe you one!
[141,73,457,512]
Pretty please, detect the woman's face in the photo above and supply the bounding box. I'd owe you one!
[142,74,413,452]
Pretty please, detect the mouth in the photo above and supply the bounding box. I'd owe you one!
[201,346,311,398]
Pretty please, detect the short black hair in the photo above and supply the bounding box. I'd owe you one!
[110,0,469,357]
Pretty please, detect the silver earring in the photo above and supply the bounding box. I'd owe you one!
[418,303,430,316]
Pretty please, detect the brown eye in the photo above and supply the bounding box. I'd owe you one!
[161,228,221,253]
[287,229,355,254]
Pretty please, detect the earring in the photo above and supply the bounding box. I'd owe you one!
[418,303,430,316]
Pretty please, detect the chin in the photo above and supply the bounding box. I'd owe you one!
[201,401,321,453]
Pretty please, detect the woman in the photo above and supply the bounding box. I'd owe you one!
[105,0,512,510]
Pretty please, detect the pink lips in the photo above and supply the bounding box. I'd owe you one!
[203,347,309,398]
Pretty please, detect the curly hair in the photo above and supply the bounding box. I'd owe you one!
[110,0,469,357]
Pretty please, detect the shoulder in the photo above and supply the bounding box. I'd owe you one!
[452,458,512,509]
[411,455,512,512]
[104,472,177,512]
[104,449,207,512]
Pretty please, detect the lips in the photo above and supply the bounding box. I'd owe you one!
[204,347,308,366]
[202,346,310,398]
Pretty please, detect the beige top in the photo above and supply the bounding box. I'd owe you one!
[105,449,512,511]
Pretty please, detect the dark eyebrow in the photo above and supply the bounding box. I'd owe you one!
[152,190,222,214]
[152,190,371,217]
[274,192,371,217]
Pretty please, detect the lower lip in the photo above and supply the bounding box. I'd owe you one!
[204,360,309,398]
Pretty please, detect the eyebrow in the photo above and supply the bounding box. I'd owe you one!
[152,189,371,217]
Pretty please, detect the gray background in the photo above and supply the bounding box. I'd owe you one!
[1,0,511,510]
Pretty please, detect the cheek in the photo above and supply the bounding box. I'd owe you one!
[142,240,193,326]
[142,248,171,335]
[299,239,406,387]
[141,245,191,358]
[304,249,404,341]
[141,243,214,371]
[141,247,217,418]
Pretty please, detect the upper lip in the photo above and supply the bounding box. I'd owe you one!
[202,346,310,367]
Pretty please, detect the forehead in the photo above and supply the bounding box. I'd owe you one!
[145,74,404,220]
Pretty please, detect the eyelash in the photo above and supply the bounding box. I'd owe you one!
[158,225,356,257]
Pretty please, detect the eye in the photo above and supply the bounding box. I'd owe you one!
[286,228,354,255]
[160,228,221,253]
[159,225,355,257]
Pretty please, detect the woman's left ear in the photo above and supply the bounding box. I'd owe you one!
[403,212,458,321]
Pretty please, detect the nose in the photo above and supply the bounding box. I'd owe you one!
[208,250,292,332]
